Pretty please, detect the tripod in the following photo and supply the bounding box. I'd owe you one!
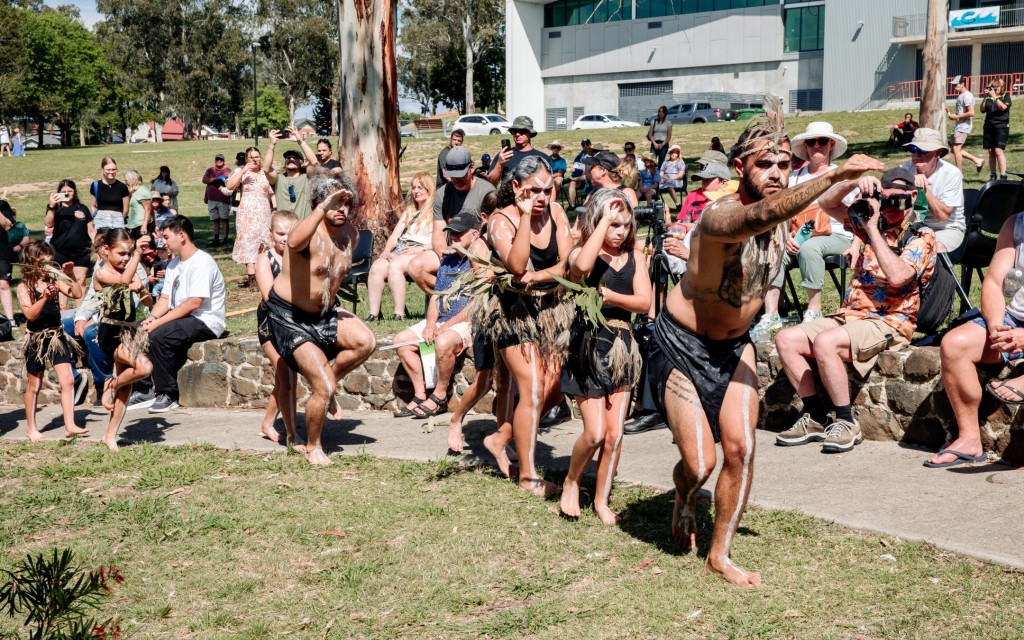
[645,219,679,318]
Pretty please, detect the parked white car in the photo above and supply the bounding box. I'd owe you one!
[450,114,511,136]
[572,114,642,130]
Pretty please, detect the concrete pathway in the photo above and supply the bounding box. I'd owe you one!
[2,403,1022,570]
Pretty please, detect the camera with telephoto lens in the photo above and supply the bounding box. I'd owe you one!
[634,200,666,224]
[848,190,914,221]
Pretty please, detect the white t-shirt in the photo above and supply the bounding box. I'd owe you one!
[164,249,226,336]
[788,164,853,241]
[900,159,965,231]
[954,91,975,134]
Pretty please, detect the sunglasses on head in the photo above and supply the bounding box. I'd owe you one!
[805,137,832,148]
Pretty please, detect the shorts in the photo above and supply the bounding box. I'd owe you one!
[0,259,11,282]
[970,309,1024,361]
[53,250,92,270]
[257,301,273,346]
[949,131,969,146]
[405,319,471,353]
[473,331,495,371]
[93,211,125,231]
[799,316,909,377]
[931,226,965,253]
[983,124,1009,150]
[648,310,752,442]
[207,201,231,220]
[265,289,340,372]
[24,329,76,375]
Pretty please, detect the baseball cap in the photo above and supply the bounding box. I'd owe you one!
[443,146,473,179]
[692,161,730,182]
[215,153,225,161]
[880,167,916,190]
[951,75,964,86]
[583,150,621,171]
[696,150,729,167]
[443,210,482,233]
[282,149,303,161]
[480,153,491,165]
[581,138,592,145]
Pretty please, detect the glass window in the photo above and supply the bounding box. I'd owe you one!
[784,6,825,52]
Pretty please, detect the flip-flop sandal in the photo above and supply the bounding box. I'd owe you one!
[394,397,427,418]
[412,394,449,419]
[985,380,1024,406]
[923,448,989,468]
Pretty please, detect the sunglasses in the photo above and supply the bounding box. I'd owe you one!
[805,137,832,148]
[510,129,529,135]
[907,145,934,155]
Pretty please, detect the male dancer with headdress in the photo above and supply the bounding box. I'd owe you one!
[266,171,376,465]
[647,103,885,588]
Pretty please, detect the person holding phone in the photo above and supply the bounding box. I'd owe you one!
[263,126,320,220]
[45,179,95,309]
[981,77,1012,181]
[226,146,274,288]
[485,116,550,187]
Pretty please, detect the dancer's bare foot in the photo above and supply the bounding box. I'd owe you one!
[705,555,762,589]
[447,421,464,453]
[327,396,343,420]
[594,504,620,525]
[305,448,333,466]
[101,436,119,452]
[672,490,698,551]
[287,431,307,453]
[560,479,580,517]
[64,425,89,437]
[101,378,116,411]
[27,429,46,443]
[504,443,519,463]
[519,477,559,497]
[483,433,517,479]
[261,422,282,443]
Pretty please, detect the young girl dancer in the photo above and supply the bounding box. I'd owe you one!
[559,189,651,523]
[17,240,85,442]
[255,210,303,449]
[475,156,574,497]
[94,229,154,450]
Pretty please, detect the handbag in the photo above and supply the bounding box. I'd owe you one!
[0,315,12,342]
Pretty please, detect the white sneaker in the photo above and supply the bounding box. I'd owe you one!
[752,315,783,333]
[802,309,823,323]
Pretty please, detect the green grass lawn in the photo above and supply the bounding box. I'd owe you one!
[1,108,1008,334]
[1,441,1022,639]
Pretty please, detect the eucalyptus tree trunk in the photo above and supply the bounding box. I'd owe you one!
[920,0,949,133]
[464,2,475,114]
[335,0,402,238]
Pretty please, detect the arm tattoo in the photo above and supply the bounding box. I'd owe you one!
[701,176,836,240]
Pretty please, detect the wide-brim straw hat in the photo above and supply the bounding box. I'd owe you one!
[791,121,848,161]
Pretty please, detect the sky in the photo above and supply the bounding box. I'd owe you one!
[58,0,426,116]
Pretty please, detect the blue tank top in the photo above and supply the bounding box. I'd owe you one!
[435,253,472,322]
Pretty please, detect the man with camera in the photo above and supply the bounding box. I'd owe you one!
[263,126,320,219]
[774,167,937,453]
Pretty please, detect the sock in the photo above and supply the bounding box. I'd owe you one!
[834,404,854,423]
[801,395,828,424]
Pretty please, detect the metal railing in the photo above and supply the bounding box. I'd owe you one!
[894,7,1024,39]
[887,73,1024,102]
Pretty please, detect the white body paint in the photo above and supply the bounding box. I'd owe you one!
[722,371,755,561]
[527,344,540,476]
[600,395,629,501]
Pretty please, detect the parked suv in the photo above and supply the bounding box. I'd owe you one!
[644,103,723,126]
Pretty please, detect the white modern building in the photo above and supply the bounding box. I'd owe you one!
[506,0,1024,132]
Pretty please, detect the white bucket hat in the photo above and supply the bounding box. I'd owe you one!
[790,121,848,161]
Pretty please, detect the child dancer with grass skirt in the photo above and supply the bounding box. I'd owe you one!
[17,240,85,442]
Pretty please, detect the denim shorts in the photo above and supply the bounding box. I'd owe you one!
[970,309,1024,361]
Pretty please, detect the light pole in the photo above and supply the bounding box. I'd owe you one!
[252,41,259,146]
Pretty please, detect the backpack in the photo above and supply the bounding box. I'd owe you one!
[897,222,955,335]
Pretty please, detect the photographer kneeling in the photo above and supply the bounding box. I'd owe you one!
[773,167,938,453]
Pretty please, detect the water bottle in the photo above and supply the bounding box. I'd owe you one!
[1004,268,1024,300]
[794,220,815,246]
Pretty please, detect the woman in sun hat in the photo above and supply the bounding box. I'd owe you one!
[754,121,854,335]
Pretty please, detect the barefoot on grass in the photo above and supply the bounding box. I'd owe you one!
[519,477,559,498]
[101,378,116,411]
[27,429,46,443]
[447,421,464,453]
[101,436,119,452]
[64,425,89,437]
[594,504,620,525]
[261,422,282,443]
[672,490,698,552]
[560,479,580,518]
[483,433,517,479]
[705,555,762,589]
[305,448,333,466]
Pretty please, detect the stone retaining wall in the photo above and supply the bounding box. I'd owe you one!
[2,334,1021,462]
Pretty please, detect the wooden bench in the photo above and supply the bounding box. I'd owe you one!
[413,119,445,138]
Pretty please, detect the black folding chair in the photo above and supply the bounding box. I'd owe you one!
[956,181,1021,313]
[780,252,848,320]
[343,229,374,313]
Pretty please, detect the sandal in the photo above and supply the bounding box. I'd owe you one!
[393,397,426,418]
[412,393,448,419]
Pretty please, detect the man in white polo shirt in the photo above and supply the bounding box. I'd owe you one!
[900,127,965,253]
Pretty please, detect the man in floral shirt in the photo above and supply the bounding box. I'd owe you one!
[773,167,937,453]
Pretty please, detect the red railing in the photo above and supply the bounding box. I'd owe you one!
[887,73,1024,102]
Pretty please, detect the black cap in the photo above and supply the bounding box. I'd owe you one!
[581,138,592,145]
[282,149,303,161]
[443,211,482,234]
[215,153,225,161]
[235,151,246,163]
[583,150,621,171]
[880,167,916,190]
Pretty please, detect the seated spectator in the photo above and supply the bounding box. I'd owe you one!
[889,112,919,147]
[660,145,687,210]
[392,211,479,419]
[637,155,660,205]
[473,154,491,179]
[133,215,226,413]
[624,141,642,170]
[545,140,567,197]
[774,167,937,454]
[151,193,175,231]
[437,129,464,187]
[6,207,29,261]
[928,212,1024,468]
[693,149,738,201]
[0,199,18,324]
[710,136,725,153]
[567,138,594,206]
[900,128,965,253]
[151,166,179,211]
[582,150,639,208]
[756,122,854,332]
[678,161,729,224]
[366,172,436,321]
[622,154,640,191]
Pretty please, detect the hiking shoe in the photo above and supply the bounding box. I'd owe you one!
[752,314,783,334]
[821,419,862,453]
[149,394,179,413]
[126,389,155,411]
[776,413,827,446]
[802,309,823,323]
[73,374,89,406]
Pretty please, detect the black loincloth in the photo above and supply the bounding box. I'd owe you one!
[265,289,340,372]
